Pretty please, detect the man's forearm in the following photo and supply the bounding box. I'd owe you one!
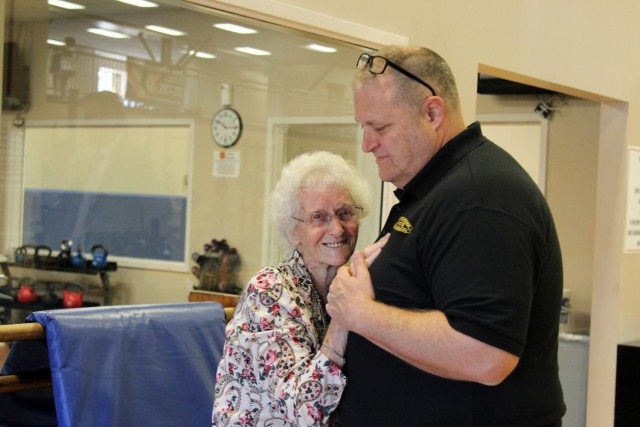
[350,301,519,385]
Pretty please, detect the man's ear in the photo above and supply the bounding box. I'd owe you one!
[421,96,445,126]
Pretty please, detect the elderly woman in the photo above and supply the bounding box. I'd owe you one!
[212,151,387,426]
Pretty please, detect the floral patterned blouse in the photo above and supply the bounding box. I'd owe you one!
[212,250,346,427]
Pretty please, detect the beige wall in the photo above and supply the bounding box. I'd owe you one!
[196,1,638,425]
[545,98,600,333]
[477,94,600,333]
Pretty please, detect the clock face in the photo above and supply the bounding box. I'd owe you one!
[211,107,243,148]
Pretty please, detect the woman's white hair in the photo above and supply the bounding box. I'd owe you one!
[270,151,371,255]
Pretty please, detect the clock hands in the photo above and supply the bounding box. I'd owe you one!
[214,120,239,130]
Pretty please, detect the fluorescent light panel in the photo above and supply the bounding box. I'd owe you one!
[87,28,131,39]
[114,0,158,7]
[188,50,216,59]
[48,0,85,9]
[47,39,66,46]
[304,44,337,53]
[145,25,185,36]
[214,23,257,34]
[235,47,271,56]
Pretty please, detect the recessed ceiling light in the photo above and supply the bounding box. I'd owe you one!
[47,39,66,46]
[145,25,185,37]
[234,47,271,56]
[48,0,85,9]
[189,50,216,59]
[213,23,257,34]
[114,0,158,7]
[304,44,337,53]
[87,28,131,39]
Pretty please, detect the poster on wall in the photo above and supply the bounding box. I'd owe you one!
[213,150,240,178]
[624,146,640,253]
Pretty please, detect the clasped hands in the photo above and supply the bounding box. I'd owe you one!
[326,233,389,331]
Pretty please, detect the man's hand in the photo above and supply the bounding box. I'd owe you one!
[326,250,376,331]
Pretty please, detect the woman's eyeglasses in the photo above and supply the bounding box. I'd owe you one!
[356,52,436,97]
[292,205,363,228]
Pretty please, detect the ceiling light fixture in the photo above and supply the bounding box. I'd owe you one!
[48,0,85,9]
[145,25,186,37]
[234,47,271,56]
[304,44,337,53]
[114,0,158,7]
[190,50,216,59]
[87,28,131,39]
[213,23,257,34]
[47,39,66,46]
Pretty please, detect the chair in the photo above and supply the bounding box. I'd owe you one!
[0,302,229,426]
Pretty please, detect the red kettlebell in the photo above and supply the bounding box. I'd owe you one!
[17,284,37,304]
[63,288,84,308]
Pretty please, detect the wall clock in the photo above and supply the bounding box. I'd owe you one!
[211,107,243,148]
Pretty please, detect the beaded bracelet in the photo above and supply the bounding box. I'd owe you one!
[322,342,345,366]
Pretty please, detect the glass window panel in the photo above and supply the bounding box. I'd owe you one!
[1,0,377,297]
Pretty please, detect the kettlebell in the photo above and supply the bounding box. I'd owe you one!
[71,244,86,268]
[14,246,26,264]
[58,239,73,266]
[35,245,52,257]
[17,281,37,304]
[14,245,37,265]
[35,245,52,267]
[63,283,84,308]
[90,244,108,269]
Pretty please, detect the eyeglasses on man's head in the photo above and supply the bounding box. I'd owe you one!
[292,205,363,228]
[356,52,437,97]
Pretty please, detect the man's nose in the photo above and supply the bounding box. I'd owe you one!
[361,129,378,153]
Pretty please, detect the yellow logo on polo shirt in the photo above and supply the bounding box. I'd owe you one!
[393,216,413,234]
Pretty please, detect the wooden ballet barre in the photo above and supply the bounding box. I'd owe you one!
[0,322,49,394]
[0,322,45,342]
[0,370,52,393]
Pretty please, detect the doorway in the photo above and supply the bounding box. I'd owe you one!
[476,65,627,427]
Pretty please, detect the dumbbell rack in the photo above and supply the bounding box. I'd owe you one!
[0,259,117,324]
